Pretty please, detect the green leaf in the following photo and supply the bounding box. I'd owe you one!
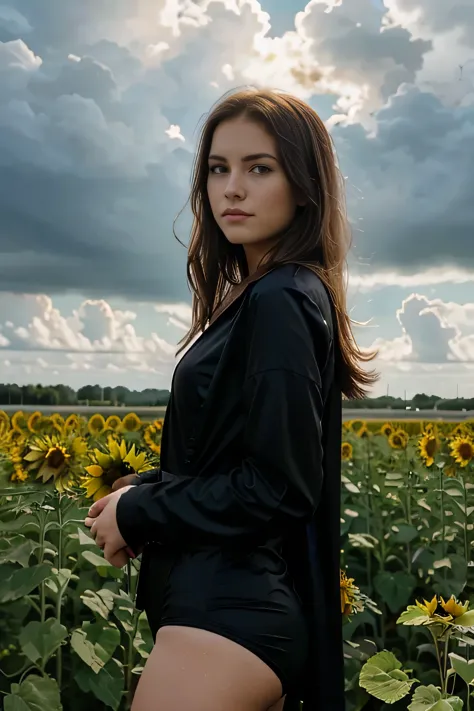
[0,515,39,534]
[0,536,38,567]
[4,675,62,711]
[433,554,468,598]
[374,572,416,613]
[19,619,68,666]
[359,650,417,703]
[348,533,377,549]
[81,620,120,665]
[81,589,115,620]
[0,564,51,603]
[133,614,153,659]
[81,550,123,578]
[392,524,419,544]
[449,653,474,685]
[397,605,431,626]
[455,610,474,628]
[408,685,463,711]
[75,658,124,710]
[70,629,105,674]
[76,528,95,546]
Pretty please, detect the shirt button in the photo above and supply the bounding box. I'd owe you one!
[184,458,190,465]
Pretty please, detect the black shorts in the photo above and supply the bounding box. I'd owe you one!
[142,542,309,697]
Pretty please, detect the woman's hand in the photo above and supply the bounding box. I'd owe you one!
[112,473,140,491]
[85,486,136,567]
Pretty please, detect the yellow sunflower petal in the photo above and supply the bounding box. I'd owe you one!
[94,450,112,469]
[24,450,44,462]
[93,485,112,501]
[119,440,128,459]
[83,477,104,498]
[108,439,121,461]
[85,465,104,478]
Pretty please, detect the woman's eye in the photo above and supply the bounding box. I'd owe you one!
[251,165,271,174]
[209,165,271,175]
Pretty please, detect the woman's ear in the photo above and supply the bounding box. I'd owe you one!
[294,188,307,207]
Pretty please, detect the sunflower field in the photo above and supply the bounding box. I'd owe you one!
[0,410,473,710]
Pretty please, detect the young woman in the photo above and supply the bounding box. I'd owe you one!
[85,88,378,711]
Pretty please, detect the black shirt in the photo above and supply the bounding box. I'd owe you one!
[117,262,344,710]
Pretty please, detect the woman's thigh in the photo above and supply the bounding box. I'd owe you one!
[132,625,283,711]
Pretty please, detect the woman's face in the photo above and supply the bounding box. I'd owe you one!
[207,116,302,271]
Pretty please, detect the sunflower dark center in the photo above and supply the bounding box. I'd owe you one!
[102,461,134,486]
[458,442,473,460]
[47,448,66,469]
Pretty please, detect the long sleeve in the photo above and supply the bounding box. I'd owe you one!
[116,282,333,550]
[135,468,161,485]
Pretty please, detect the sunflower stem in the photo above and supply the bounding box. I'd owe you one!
[38,511,47,623]
[56,496,64,691]
[463,478,469,569]
[404,444,413,575]
[432,632,444,692]
[442,631,452,696]
[439,469,447,588]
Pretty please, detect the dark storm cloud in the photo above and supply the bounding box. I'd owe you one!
[0,0,471,303]
[389,0,474,48]
[335,84,474,271]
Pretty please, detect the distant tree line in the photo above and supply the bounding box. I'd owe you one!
[0,383,171,407]
[0,384,472,410]
[342,393,474,411]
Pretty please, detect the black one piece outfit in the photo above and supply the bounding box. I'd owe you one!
[116,263,345,711]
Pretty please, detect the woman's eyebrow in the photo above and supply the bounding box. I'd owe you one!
[208,152,278,162]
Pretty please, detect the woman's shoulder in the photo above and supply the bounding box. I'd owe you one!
[247,262,333,321]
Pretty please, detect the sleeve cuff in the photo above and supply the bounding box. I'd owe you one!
[116,484,148,550]
[136,468,161,485]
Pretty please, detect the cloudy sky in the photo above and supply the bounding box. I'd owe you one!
[0,0,473,399]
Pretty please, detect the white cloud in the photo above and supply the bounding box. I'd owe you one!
[370,293,474,364]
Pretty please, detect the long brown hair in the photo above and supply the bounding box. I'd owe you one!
[175,87,379,399]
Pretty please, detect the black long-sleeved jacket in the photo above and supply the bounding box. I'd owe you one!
[116,263,344,710]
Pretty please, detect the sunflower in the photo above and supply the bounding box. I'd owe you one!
[63,414,79,432]
[82,439,154,501]
[50,413,65,434]
[380,422,394,437]
[389,429,409,450]
[440,596,469,618]
[153,419,164,431]
[341,442,353,461]
[8,444,29,482]
[416,595,438,618]
[121,412,141,432]
[87,413,106,436]
[340,570,363,616]
[23,433,87,493]
[449,436,474,468]
[105,415,122,432]
[418,432,440,467]
[451,423,468,438]
[144,424,162,456]
[27,411,43,434]
[11,411,27,434]
[444,464,458,478]
[357,423,370,438]
[0,410,10,432]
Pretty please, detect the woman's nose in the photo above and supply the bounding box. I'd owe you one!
[224,173,246,199]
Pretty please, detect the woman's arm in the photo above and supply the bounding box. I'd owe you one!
[115,283,333,551]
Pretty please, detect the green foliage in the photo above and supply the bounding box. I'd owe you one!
[0,491,152,710]
[359,651,417,702]
[0,416,473,709]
